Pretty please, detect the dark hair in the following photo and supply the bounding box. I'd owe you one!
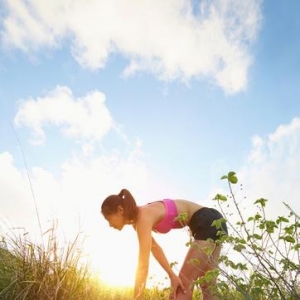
[101,189,139,221]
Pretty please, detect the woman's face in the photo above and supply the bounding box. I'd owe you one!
[104,206,126,231]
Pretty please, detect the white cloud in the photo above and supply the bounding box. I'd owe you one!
[0,141,147,231]
[14,85,113,146]
[238,117,300,216]
[0,152,37,223]
[207,117,300,233]
[1,0,61,51]
[1,0,262,93]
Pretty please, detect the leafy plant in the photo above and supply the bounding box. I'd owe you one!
[211,171,300,300]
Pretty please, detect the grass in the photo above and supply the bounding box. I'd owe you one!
[0,224,211,300]
[0,225,102,300]
[0,224,180,300]
[2,221,297,300]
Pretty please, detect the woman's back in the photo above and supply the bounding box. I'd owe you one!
[174,199,204,223]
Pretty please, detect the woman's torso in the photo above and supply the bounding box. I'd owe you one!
[137,199,204,232]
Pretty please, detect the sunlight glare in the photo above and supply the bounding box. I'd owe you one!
[86,227,137,287]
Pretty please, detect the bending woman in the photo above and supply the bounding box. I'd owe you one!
[101,189,227,300]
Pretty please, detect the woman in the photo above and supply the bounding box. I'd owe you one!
[101,189,227,300]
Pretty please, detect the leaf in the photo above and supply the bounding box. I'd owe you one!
[251,234,262,240]
[233,244,246,252]
[265,220,278,233]
[212,218,226,229]
[175,212,188,223]
[213,194,227,201]
[228,172,238,184]
[292,243,300,250]
[254,198,268,207]
[284,225,295,235]
[276,216,289,224]
[282,235,296,243]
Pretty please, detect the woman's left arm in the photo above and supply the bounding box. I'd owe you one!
[151,237,186,296]
[134,217,153,300]
[151,237,175,277]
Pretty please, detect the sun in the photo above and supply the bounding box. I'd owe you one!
[98,265,135,287]
[95,255,136,287]
[86,228,138,287]
[84,226,186,289]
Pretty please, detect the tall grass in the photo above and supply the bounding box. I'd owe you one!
[0,224,103,300]
[0,224,183,300]
[0,223,208,299]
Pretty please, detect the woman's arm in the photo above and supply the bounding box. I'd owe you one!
[134,217,153,300]
[151,237,186,297]
[151,237,176,277]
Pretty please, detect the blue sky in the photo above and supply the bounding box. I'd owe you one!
[1,0,300,286]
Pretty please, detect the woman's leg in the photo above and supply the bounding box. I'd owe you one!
[174,240,221,300]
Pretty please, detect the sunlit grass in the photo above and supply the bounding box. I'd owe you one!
[0,223,180,300]
[0,223,103,299]
[0,224,246,300]
[4,218,294,300]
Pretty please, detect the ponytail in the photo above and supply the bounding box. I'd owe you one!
[101,189,139,222]
[118,189,126,199]
[119,189,139,221]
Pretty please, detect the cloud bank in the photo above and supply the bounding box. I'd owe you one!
[1,0,262,93]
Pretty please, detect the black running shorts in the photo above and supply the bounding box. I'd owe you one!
[188,207,228,241]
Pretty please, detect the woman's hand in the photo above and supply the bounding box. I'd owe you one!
[169,274,186,299]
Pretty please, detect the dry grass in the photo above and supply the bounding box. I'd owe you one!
[0,224,104,300]
[0,224,173,299]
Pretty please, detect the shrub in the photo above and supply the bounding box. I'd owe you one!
[211,172,300,300]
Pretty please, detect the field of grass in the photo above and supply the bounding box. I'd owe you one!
[0,225,205,300]
[1,222,299,300]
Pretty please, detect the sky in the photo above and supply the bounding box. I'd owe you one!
[1,0,300,288]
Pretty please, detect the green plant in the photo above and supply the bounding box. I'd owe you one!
[211,171,300,300]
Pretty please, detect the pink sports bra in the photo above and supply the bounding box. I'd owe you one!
[153,199,182,233]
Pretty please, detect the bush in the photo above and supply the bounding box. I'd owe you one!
[211,172,300,300]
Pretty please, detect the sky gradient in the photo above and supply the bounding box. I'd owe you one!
[1,0,300,286]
